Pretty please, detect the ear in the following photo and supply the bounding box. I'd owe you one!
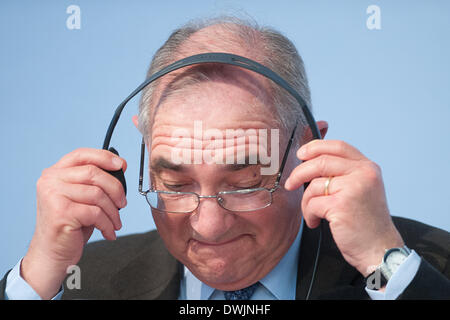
[316,120,329,139]
[133,115,151,152]
[132,115,139,129]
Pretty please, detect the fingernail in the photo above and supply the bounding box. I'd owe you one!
[112,157,122,169]
[297,147,306,159]
[284,178,291,190]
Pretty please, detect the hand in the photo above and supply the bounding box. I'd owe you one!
[285,140,404,276]
[21,148,127,299]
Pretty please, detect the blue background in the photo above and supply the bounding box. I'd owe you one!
[1,0,449,276]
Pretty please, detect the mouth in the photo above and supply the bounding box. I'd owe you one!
[191,234,249,248]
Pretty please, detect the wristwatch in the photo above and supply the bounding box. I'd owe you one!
[367,245,411,289]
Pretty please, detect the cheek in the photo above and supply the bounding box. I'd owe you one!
[151,210,191,253]
[260,189,303,238]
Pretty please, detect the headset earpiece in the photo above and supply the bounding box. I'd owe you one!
[106,147,127,197]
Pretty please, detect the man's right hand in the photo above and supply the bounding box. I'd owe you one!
[21,148,127,299]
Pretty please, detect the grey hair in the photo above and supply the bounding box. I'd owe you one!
[138,16,312,144]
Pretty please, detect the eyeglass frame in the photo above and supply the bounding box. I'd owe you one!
[138,121,299,213]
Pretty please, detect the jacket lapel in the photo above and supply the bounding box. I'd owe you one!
[296,221,367,299]
[110,235,182,300]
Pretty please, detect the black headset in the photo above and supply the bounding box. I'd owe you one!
[102,52,323,300]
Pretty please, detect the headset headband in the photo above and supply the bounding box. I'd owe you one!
[103,52,321,150]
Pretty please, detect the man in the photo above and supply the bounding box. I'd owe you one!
[1,17,449,300]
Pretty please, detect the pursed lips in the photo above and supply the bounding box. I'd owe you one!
[190,234,250,247]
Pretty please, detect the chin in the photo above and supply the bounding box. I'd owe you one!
[186,252,254,289]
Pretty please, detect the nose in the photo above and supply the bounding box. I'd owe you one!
[189,196,235,243]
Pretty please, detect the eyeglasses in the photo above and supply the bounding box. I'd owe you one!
[138,123,298,213]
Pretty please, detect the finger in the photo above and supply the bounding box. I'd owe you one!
[301,195,334,229]
[303,176,343,200]
[301,177,341,228]
[120,157,128,173]
[297,140,366,161]
[54,148,124,172]
[59,182,122,231]
[56,165,127,209]
[68,201,117,241]
[285,155,355,191]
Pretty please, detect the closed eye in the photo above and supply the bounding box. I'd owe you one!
[233,181,262,190]
[162,183,189,191]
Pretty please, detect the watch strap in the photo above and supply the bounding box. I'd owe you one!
[365,245,411,290]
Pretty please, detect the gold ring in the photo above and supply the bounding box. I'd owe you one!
[324,176,333,196]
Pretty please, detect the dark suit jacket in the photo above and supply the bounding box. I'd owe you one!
[1,217,449,299]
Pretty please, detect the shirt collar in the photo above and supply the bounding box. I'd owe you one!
[259,220,303,299]
[182,219,303,300]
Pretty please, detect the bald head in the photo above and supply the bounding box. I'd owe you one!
[174,22,267,62]
[138,16,312,144]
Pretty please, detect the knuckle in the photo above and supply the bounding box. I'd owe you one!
[90,205,103,219]
[74,147,89,154]
[49,196,70,214]
[71,148,85,159]
[335,140,347,153]
[90,185,104,199]
[71,147,91,162]
[371,161,382,174]
[364,161,381,182]
[350,178,366,196]
[113,178,125,196]
[37,176,55,197]
[40,167,53,178]
[317,155,329,174]
[85,164,99,182]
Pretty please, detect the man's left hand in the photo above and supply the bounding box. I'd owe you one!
[285,139,404,276]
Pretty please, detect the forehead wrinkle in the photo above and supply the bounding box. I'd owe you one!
[150,155,264,175]
[150,127,276,157]
[151,115,280,144]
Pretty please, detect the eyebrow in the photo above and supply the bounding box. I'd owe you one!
[225,155,270,171]
[150,157,184,173]
[150,156,267,174]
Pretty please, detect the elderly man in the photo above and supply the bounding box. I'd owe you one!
[1,17,449,300]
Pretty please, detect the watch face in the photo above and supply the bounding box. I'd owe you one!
[385,250,408,274]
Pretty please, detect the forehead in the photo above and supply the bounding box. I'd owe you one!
[148,72,284,173]
[150,67,278,139]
